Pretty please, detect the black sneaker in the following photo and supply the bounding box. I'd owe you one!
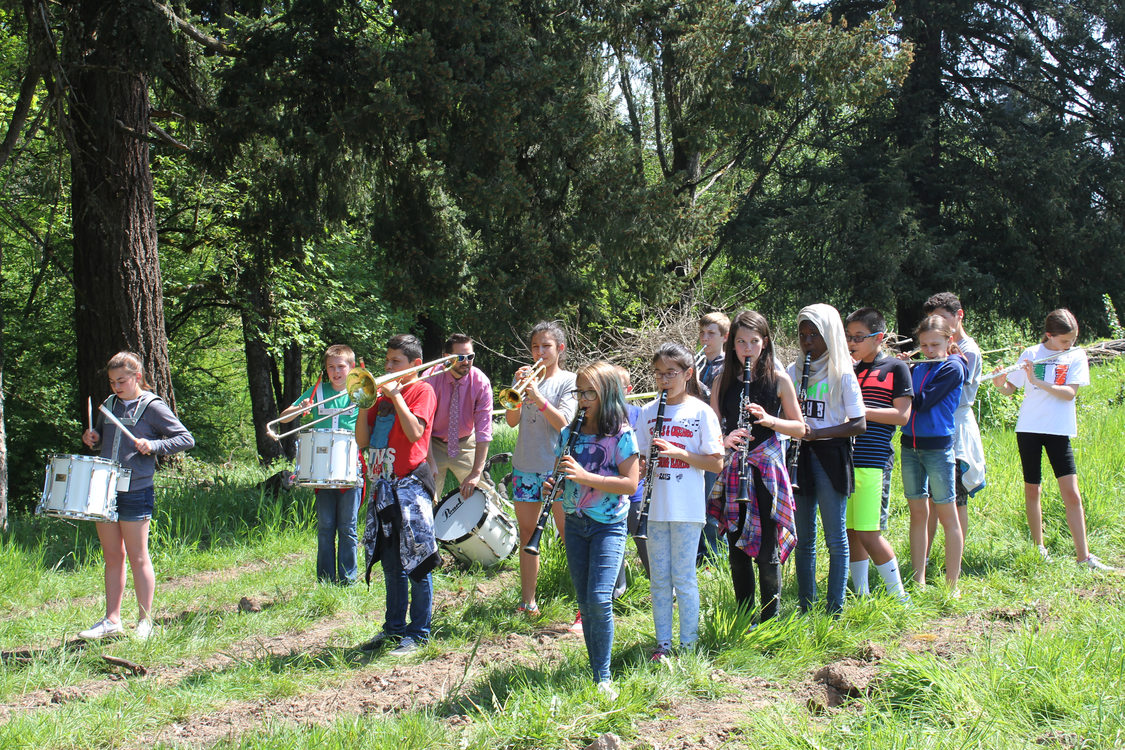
[359,631,397,651]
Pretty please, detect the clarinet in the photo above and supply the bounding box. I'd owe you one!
[735,356,754,502]
[787,352,813,490]
[632,389,669,541]
[523,408,587,556]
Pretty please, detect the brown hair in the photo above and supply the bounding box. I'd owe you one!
[699,311,731,336]
[576,361,630,437]
[1042,308,1079,342]
[324,344,356,367]
[914,315,955,339]
[716,311,777,406]
[651,342,705,400]
[443,333,473,353]
[106,351,154,391]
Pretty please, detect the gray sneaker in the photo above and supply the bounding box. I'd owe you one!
[389,636,419,656]
[1080,554,1115,572]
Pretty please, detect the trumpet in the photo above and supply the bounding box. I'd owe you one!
[265,366,379,441]
[498,358,546,410]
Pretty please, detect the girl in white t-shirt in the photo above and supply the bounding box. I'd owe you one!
[636,343,724,660]
[991,309,1114,571]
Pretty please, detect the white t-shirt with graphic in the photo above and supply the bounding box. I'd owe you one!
[1007,344,1089,437]
[786,362,865,431]
[635,397,723,524]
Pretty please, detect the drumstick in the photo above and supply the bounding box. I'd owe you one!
[87,397,93,432]
[98,404,140,444]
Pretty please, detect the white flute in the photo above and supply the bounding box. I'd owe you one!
[99,404,140,444]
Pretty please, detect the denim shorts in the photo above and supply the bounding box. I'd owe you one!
[115,486,155,522]
[901,444,956,504]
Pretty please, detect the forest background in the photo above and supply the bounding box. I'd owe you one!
[0,0,1122,522]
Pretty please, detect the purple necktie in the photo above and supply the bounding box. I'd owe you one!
[447,378,461,458]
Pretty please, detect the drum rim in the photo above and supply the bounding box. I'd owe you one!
[434,488,493,545]
[48,453,119,464]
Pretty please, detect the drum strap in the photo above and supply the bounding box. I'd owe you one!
[103,392,161,459]
[315,383,357,430]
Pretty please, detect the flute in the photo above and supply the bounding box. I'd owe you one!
[523,408,586,556]
[991,348,1076,377]
[632,389,668,541]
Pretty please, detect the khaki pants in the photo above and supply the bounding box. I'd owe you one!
[430,435,476,498]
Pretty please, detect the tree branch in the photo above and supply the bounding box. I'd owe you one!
[149,0,236,56]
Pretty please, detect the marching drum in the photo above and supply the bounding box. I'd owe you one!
[433,487,518,567]
[37,454,132,523]
[294,429,360,488]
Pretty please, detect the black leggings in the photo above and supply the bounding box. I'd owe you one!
[727,473,781,621]
[1016,432,1076,485]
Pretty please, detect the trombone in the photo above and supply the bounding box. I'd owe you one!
[498,358,546,410]
[266,355,458,441]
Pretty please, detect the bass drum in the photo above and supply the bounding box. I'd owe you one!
[433,487,517,568]
[37,454,132,523]
[294,429,360,488]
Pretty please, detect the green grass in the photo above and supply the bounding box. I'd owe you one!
[2,359,1123,749]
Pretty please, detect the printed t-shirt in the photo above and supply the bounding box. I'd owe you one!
[366,380,437,478]
[293,381,357,431]
[511,370,578,473]
[853,355,913,468]
[635,397,723,524]
[1007,344,1089,437]
[786,360,865,431]
[557,426,638,524]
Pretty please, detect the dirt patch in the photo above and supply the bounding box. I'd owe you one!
[630,673,780,750]
[132,628,580,749]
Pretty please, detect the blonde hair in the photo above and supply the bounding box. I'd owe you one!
[106,351,154,391]
[324,344,356,367]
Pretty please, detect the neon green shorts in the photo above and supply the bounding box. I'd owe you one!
[846,467,884,532]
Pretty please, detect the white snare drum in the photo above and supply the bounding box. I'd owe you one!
[294,429,360,488]
[37,454,132,522]
[434,487,518,567]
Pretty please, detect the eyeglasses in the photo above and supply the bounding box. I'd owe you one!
[571,389,599,401]
[653,369,685,381]
[844,332,881,344]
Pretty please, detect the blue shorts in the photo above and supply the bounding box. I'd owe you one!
[115,486,155,522]
[511,469,551,503]
[901,445,956,505]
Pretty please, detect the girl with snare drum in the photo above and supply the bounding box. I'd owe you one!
[79,352,194,640]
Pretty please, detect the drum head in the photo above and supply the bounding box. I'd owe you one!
[434,489,490,543]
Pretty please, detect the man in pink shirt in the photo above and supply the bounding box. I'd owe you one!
[427,333,494,500]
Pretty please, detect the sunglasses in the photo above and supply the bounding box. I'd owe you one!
[452,353,475,362]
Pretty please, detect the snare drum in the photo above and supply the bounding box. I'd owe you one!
[37,454,132,522]
[433,487,518,567]
[294,429,360,488]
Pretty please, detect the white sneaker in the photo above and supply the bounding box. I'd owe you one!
[389,636,419,656]
[78,618,123,640]
[135,619,154,640]
[1037,545,1051,562]
[1080,554,1115,572]
[596,680,619,700]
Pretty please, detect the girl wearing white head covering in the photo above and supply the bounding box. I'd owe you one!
[788,304,867,615]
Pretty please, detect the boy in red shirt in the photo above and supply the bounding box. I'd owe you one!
[357,334,439,656]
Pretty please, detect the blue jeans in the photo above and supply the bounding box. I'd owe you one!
[901,444,956,504]
[565,513,626,683]
[794,451,850,614]
[649,521,703,648]
[381,534,433,642]
[316,486,362,584]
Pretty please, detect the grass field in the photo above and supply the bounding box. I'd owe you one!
[1,358,1123,749]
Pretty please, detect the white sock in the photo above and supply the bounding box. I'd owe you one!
[849,559,870,596]
[876,557,908,602]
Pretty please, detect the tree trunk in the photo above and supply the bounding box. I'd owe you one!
[65,0,175,412]
[240,263,284,464]
[1,240,8,532]
[280,343,302,460]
